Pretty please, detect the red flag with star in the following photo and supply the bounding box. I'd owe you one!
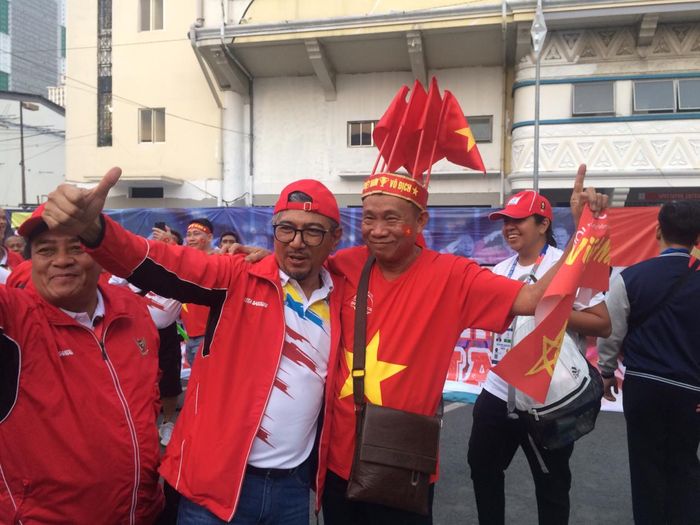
[372,84,410,174]
[492,206,610,402]
[437,90,486,174]
[385,79,427,172]
[406,77,444,182]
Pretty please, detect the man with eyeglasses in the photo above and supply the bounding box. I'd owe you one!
[40,170,346,525]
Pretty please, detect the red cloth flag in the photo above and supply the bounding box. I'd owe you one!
[492,206,610,402]
[385,80,427,172]
[372,85,409,174]
[437,91,486,174]
[405,77,444,182]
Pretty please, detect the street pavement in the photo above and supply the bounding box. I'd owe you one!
[315,402,633,524]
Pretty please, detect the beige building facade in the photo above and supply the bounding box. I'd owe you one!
[65,0,700,208]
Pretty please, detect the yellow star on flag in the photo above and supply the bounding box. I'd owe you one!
[455,127,476,152]
[525,325,566,377]
[339,330,407,405]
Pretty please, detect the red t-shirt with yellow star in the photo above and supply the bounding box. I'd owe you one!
[326,246,523,480]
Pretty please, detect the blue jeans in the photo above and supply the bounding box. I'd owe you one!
[177,460,311,524]
[185,336,204,366]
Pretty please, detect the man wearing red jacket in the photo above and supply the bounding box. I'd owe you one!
[42,169,345,524]
[0,207,23,272]
[0,207,163,523]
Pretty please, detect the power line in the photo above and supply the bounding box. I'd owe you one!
[0,131,65,143]
[3,36,189,55]
[6,49,250,137]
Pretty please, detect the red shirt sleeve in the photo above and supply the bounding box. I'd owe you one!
[456,261,524,333]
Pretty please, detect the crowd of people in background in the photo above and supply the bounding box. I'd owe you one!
[0,167,698,525]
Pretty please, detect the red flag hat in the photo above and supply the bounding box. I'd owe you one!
[488,190,552,221]
[274,179,340,224]
[362,172,429,210]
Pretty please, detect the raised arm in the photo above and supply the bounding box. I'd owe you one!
[42,168,241,305]
[510,164,608,316]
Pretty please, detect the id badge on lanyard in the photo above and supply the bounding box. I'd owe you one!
[491,245,548,364]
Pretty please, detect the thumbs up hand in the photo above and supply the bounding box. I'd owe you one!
[42,167,122,243]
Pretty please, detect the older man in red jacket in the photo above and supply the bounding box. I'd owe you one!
[41,168,346,524]
[0,207,163,524]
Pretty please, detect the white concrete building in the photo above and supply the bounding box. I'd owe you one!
[65,0,700,208]
[0,91,65,207]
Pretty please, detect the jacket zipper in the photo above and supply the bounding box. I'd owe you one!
[226,278,286,521]
[90,324,141,525]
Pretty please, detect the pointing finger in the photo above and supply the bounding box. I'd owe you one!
[573,164,586,194]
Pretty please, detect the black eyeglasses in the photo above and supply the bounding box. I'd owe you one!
[272,224,332,247]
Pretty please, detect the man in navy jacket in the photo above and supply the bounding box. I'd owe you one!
[598,200,700,525]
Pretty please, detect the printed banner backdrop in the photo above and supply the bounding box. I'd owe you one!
[5,205,659,410]
[7,206,659,267]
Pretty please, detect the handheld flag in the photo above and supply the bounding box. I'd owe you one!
[492,206,610,402]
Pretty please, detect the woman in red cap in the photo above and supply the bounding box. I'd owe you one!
[467,190,611,525]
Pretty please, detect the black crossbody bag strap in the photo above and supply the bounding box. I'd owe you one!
[630,258,699,329]
[352,255,375,409]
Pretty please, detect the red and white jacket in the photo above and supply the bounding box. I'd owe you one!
[86,215,345,521]
[0,283,162,524]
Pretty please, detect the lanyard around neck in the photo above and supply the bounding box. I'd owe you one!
[507,243,549,281]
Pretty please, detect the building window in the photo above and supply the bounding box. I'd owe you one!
[97,0,112,147]
[572,82,614,116]
[129,187,164,198]
[140,0,163,31]
[677,79,700,111]
[633,80,675,113]
[347,121,376,147]
[139,108,166,143]
[467,115,493,143]
[0,71,8,91]
[0,0,8,35]
[61,26,66,58]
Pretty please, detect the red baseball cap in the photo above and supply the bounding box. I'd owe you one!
[273,179,340,224]
[17,204,48,238]
[489,190,552,221]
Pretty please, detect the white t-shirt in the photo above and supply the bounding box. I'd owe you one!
[247,268,334,468]
[0,266,10,285]
[483,245,604,401]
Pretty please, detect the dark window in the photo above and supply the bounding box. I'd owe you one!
[0,0,9,34]
[129,187,164,198]
[97,0,112,147]
[348,121,375,147]
[140,0,163,31]
[61,26,66,58]
[139,108,166,143]
[633,80,675,113]
[0,71,8,91]
[572,82,615,116]
[467,115,493,143]
[678,79,700,111]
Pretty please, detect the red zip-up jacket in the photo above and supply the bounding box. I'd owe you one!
[0,283,163,524]
[86,215,345,521]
